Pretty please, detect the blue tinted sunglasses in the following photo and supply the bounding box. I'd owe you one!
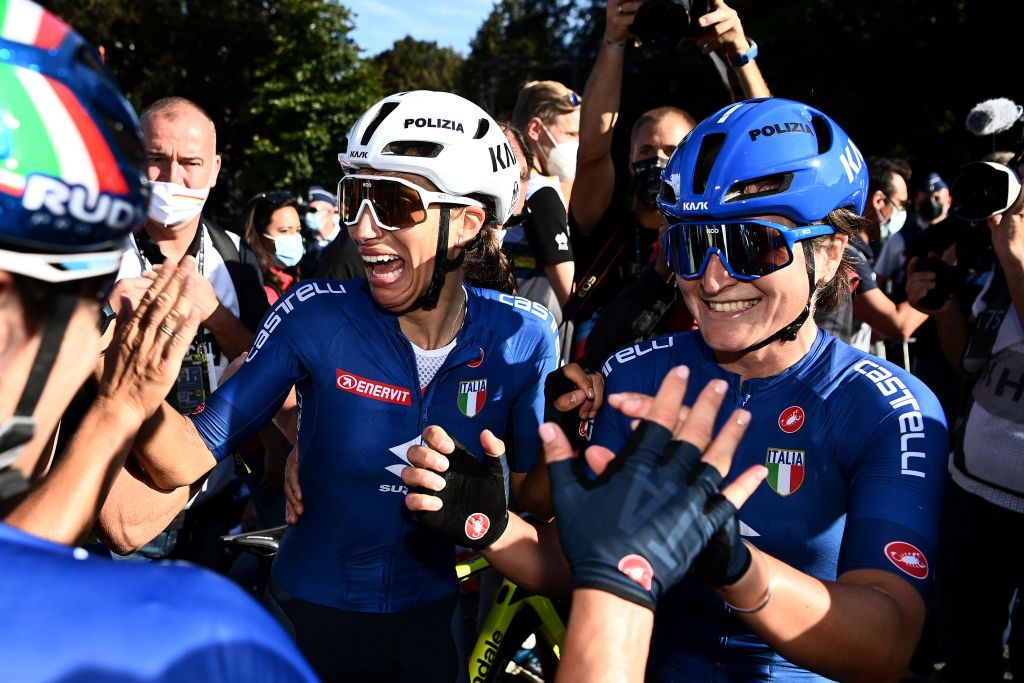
[663,219,834,281]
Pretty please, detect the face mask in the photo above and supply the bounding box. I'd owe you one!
[880,206,907,239]
[918,197,946,222]
[630,157,669,207]
[303,211,322,233]
[491,227,507,247]
[332,214,341,230]
[541,125,578,181]
[267,232,305,268]
[147,180,209,228]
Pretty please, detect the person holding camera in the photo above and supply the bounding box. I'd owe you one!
[567,0,770,366]
[907,158,1024,682]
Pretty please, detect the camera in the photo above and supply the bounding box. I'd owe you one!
[951,160,1022,223]
[631,0,711,48]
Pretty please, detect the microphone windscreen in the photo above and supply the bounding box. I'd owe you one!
[966,98,1023,136]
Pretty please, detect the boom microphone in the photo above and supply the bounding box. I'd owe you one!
[965,98,1023,136]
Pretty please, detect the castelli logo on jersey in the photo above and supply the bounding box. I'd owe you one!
[778,405,805,434]
[885,541,929,579]
[336,369,412,406]
[578,419,593,440]
[465,513,490,541]
[468,347,485,368]
[618,554,654,591]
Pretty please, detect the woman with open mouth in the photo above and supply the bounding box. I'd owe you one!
[120,90,559,682]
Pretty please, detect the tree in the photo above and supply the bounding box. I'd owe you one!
[374,36,465,96]
[40,0,380,225]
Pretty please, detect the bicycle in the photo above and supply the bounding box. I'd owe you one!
[222,526,565,682]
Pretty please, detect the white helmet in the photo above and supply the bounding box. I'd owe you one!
[339,91,520,225]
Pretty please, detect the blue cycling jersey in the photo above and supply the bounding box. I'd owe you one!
[191,280,559,613]
[591,330,947,682]
[0,521,315,682]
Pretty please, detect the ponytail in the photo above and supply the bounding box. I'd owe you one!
[464,225,517,295]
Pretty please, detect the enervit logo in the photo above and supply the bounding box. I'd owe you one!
[778,405,805,434]
[617,554,654,590]
[465,513,490,541]
[336,370,412,406]
[885,541,928,579]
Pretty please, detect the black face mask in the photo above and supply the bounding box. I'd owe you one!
[918,197,946,222]
[631,157,669,208]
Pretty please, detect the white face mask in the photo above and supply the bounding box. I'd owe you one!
[880,205,907,240]
[147,180,210,228]
[541,125,578,181]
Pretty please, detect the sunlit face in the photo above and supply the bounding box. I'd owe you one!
[347,170,482,312]
[676,215,839,355]
[531,109,580,173]
[504,128,530,216]
[144,106,221,188]
[262,205,301,258]
[630,113,692,168]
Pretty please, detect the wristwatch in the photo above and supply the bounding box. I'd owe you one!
[727,40,758,68]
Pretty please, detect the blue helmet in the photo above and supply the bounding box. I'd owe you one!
[0,0,147,283]
[657,98,867,225]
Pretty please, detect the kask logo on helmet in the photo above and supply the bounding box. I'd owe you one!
[21,174,139,229]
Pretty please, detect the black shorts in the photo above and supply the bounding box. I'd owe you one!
[267,583,467,683]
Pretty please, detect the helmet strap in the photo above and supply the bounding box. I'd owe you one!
[740,241,817,354]
[0,289,79,503]
[408,207,470,311]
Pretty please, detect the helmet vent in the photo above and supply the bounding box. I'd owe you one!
[692,133,726,195]
[724,173,794,202]
[658,181,676,205]
[472,118,490,140]
[360,101,400,146]
[811,114,832,154]
[381,141,443,158]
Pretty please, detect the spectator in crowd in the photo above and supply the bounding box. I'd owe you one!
[311,183,366,281]
[299,185,345,275]
[568,0,768,366]
[509,82,578,322]
[907,159,1024,682]
[242,191,305,305]
[815,156,929,350]
[0,5,315,678]
[98,97,269,566]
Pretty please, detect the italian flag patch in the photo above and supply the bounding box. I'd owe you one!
[765,448,805,496]
[457,379,487,418]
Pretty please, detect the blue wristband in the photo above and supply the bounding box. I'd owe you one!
[727,40,758,68]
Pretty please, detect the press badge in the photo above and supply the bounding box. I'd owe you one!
[174,338,220,414]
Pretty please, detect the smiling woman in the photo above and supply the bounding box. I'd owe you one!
[121,90,561,682]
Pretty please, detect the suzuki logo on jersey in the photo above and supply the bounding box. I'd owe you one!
[765,448,805,496]
[458,379,488,417]
[465,513,490,541]
[778,405,805,434]
[336,369,412,406]
[379,435,420,493]
[885,541,929,579]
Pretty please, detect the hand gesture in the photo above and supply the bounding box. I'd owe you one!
[696,0,751,56]
[541,366,766,610]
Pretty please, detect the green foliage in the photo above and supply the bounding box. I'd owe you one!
[40,0,380,224]
[374,36,465,96]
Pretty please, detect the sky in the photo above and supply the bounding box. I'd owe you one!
[345,0,495,56]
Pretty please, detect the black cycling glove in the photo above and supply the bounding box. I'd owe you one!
[548,421,737,611]
[411,437,509,551]
[544,366,593,451]
[690,510,751,586]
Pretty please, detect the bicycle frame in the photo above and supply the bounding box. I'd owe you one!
[458,555,565,681]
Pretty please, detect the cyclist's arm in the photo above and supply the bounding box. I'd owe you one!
[559,589,653,683]
[483,515,573,597]
[571,1,628,234]
[507,314,562,519]
[96,457,198,554]
[714,381,947,681]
